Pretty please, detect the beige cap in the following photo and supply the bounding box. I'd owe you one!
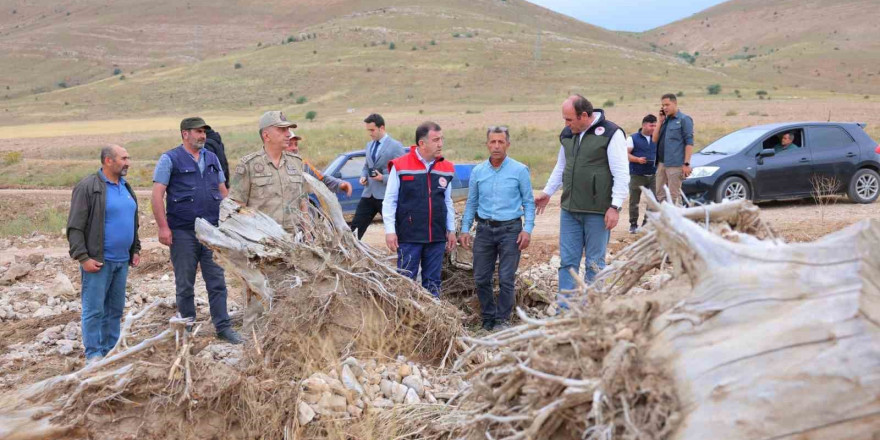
[259,111,297,131]
[288,129,302,140]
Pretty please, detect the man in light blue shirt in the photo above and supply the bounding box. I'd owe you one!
[459,126,535,331]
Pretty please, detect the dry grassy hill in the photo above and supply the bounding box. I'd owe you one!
[0,0,750,125]
[643,0,880,95]
[0,0,638,100]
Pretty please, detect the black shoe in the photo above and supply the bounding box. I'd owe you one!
[494,320,511,331]
[629,224,638,234]
[217,328,243,345]
[481,320,495,331]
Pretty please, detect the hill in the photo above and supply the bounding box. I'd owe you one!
[643,0,880,94]
[0,0,638,100]
[0,0,744,125]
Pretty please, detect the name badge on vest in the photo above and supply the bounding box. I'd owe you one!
[595,126,605,135]
[438,177,448,189]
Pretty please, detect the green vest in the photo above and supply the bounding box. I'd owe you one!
[560,119,621,214]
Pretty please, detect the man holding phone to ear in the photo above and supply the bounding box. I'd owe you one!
[653,93,694,206]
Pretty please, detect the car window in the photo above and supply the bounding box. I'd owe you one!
[339,156,365,178]
[808,126,855,150]
[762,129,804,154]
[699,127,770,154]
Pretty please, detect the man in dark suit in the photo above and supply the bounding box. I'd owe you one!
[350,113,406,239]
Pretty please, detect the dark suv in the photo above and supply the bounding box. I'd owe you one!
[682,122,880,204]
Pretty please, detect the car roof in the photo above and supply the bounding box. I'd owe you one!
[747,121,864,131]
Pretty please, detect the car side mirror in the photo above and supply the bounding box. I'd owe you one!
[759,148,776,158]
[332,171,342,179]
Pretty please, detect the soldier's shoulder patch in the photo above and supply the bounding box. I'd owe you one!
[240,151,261,163]
[254,163,265,173]
[234,164,246,175]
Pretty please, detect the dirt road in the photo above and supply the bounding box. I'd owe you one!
[1,189,876,262]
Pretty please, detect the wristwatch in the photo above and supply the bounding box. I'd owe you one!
[683,162,690,166]
[610,204,621,212]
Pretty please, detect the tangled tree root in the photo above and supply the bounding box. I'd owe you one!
[0,175,466,440]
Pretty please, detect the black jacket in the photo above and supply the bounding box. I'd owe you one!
[205,129,230,186]
[67,171,141,263]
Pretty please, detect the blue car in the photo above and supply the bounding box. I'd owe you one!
[321,150,474,216]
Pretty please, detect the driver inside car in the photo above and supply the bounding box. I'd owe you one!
[773,132,801,153]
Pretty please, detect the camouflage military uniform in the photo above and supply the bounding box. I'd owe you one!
[229,148,306,231]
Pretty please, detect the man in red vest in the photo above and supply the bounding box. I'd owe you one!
[382,121,457,297]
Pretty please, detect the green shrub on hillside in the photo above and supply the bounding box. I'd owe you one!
[707,84,722,95]
[677,51,696,64]
[234,62,243,69]
[602,100,614,107]
[296,96,307,104]
[2,151,22,166]
[389,42,396,50]
[113,68,122,75]
[305,111,317,121]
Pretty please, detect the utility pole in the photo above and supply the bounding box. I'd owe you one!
[534,31,542,61]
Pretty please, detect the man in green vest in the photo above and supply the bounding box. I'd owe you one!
[535,95,630,299]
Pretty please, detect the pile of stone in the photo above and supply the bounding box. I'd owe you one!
[296,356,466,425]
[36,321,82,355]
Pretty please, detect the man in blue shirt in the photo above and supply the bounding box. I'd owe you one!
[67,145,141,363]
[459,126,535,331]
[653,93,695,206]
[151,117,242,344]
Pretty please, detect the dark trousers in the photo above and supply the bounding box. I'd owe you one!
[472,221,522,324]
[629,174,656,226]
[350,196,384,239]
[169,229,231,332]
[397,241,446,297]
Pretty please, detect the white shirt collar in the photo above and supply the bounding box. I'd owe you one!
[577,112,603,141]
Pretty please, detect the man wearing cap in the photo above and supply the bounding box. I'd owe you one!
[285,130,352,197]
[229,111,308,232]
[151,117,242,344]
[352,113,406,240]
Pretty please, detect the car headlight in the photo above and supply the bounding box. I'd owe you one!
[687,166,719,179]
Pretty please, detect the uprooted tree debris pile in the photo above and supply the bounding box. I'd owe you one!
[1,179,878,440]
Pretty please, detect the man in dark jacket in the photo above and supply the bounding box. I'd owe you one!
[67,144,141,363]
[204,128,230,190]
[152,117,242,345]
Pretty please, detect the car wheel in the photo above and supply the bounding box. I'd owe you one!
[847,168,880,204]
[714,176,750,203]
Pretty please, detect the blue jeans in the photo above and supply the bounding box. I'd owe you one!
[81,260,129,359]
[473,221,522,323]
[170,229,231,332]
[558,210,610,291]
[397,241,446,297]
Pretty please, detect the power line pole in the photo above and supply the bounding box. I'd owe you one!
[534,31,541,61]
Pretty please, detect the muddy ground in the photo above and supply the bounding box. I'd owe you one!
[0,189,876,392]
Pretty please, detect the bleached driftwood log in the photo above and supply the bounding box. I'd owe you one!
[645,197,880,439]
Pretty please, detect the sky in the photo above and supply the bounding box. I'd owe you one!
[527,0,728,32]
